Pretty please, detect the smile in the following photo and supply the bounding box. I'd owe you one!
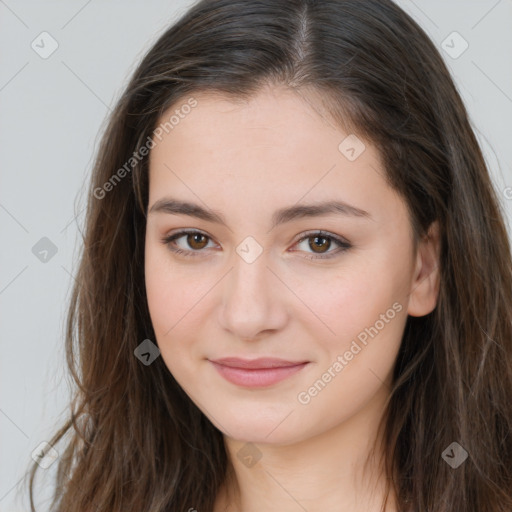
[208,357,309,388]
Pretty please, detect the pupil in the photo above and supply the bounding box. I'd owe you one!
[190,234,206,249]
[312,236,329,253]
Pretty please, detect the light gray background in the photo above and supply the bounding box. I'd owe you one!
[1,1,511,510]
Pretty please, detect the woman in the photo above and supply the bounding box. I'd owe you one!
[26,0,512,510]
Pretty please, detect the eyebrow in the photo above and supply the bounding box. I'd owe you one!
[148,197,372,228]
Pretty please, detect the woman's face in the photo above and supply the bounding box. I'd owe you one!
[145,86,436,445]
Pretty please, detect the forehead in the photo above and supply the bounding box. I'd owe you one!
[147,87,403,228]
[154,86,355,151]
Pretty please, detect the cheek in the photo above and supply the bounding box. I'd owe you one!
[284,257,404,340]
[271,285,406,445]
[144,246,214,380]
[145,244,199,334]
[145,255,175,337]
[287,249,409,387]
[291,276,407,438]
[145,247,189,356]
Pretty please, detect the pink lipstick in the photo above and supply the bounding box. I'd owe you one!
[209,357,309,388]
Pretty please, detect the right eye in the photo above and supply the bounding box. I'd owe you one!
[161,229,217,258]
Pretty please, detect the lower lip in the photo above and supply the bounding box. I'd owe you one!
[210,361,309,388]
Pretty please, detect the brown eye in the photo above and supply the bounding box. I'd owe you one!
[187,233,209,250]
[309,235,331,253]
[162,229,351,260]
[161,230,214,257]
[293,230,352,260]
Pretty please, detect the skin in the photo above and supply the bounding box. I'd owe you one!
[144,85,440,512]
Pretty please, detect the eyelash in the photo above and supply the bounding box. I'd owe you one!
[160,229,352,260]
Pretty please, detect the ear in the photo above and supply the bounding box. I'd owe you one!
[407,220,441,317]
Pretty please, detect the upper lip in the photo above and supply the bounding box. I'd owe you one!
[209,357,308,369]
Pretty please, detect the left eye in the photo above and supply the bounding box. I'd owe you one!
[161,229,352,260]
[293,231,352,260]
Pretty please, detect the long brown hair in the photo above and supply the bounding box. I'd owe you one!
[25,0,512,510]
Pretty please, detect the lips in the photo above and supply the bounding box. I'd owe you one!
[208,357,309,388]
[210,357,308,369]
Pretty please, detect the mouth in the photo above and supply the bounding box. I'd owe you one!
[208,357,310,388]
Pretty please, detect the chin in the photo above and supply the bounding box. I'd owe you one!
[207,405,310,446]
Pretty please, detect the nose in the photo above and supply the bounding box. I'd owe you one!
[217,247,288,341]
